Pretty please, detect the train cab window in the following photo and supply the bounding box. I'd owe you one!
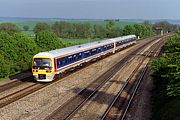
[33,58,52,69]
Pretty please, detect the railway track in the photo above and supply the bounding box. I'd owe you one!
[44,36,166,120]
[101,38,164,120]
[0,76,35,93]
[0,82,48,108]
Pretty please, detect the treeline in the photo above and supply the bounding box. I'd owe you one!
[33,20,156,39]
[151,31,180,120]
[152,21,179,34]
[33,20,179,39]
[34,21,121,39]
[0,23,64,78]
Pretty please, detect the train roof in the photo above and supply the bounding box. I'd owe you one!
[34,35,136,58]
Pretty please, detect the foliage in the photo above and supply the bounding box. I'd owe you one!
[51,21,122,39]
[52,21,106,39]
[122,22,154,38]
[0,23,20,34]
[151,33,180,120]
[0,32,38,78]
[33,22,50,34]
[105,20,122,38]
[23,25,30,31]
[163,34,180,53]
[35,31,65,51]
[152,21,179,34]
[12,33,39,71]
[0,54,10,78]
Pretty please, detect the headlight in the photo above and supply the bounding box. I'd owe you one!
[33,75,38,78]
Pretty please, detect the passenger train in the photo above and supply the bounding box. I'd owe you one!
[32,35,136,82]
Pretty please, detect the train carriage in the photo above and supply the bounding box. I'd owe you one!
[32,35,136,82]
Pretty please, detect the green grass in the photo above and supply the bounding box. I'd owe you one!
[0,77,9,81]
[60,38,101,47]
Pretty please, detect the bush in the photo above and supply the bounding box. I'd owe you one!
[35,31,65,52]
[151,33,180,120]
[0,23,20,34]
[0,32,38,77]
[0,54,10,78]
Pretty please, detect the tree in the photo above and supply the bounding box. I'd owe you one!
[0,54,10,78]
[0,32,38,76]
[123,24,136,35]
[152,21,178,34]
[12,33,39,71]
[23,25,29,31]
[151,33,180,97]
[34,22,50,34]
[123,23,154,38]
[106,20,115,38]
[0,23,20,34]
[93,24,106,38]
[35,31,65,51]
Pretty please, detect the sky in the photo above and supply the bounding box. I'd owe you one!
[0,0,180,19]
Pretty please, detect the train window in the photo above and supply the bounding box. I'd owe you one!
[62,58,66,64]
[91,49,97,55]
[106,44,111,49]
[77,53,82,59]
[56,58,61,68]
[68,56,72,59]
[84,51,90,58]
[56,57,66,68]
[97,47,101,53]
[92,49,96,51]
[116,42,119,46]
[73,54,77,61]
[68,56,73,62]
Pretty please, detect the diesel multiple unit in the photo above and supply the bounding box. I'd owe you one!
[32,35,136,82]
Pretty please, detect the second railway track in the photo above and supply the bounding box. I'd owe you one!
[101,38,164,120]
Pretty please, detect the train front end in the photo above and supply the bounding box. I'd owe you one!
[32,55,55,82]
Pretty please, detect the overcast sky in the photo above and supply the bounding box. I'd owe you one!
[0,0,179,19]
